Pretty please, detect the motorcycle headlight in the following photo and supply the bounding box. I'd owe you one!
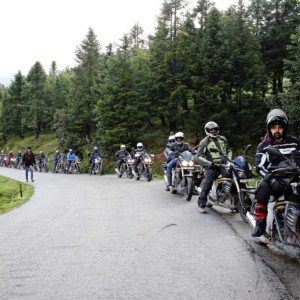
[182,160,188,167]
[188,161,194,167]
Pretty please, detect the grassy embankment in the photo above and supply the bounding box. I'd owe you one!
[0,176,33,215]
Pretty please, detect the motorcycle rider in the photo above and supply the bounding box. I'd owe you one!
[132,142,147,180]
[195,122,232,213]
[67,149,78,173]
[6,151,14,167]
[37,151,46,170]
[164,134,176,163]
[16,151,23,168]
[115,144,130,175]
[252,109,300,237]
[89,146,103,175]
[0,150,5,166]
[53,150,62,173]
[166,132,195,191]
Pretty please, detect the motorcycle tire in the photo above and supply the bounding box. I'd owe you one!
[184,177,194,201]
[146,168,152,182]
[238,193,251,222]
[98,164,103,176]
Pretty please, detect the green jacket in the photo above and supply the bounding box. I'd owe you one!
[195,135,232,167]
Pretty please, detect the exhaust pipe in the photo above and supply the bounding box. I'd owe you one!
[246,212,256,228]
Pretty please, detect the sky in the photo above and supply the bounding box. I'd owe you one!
[0,0,240,86]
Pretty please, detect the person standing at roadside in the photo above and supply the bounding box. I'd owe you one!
[22,147,36,182]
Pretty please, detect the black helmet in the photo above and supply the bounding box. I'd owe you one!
[205,121,219,138]
[266,109,288,138]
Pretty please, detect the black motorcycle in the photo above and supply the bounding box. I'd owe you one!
[200,145,255,215]
[246,147,300,256]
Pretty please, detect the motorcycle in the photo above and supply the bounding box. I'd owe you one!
[134,153,154,182]
[117,156,134,179]
[68,159,82,174]
[16,157,24,169]
[200,145,255,214]
[169,150,195,201]
[91,157,103,175]
[36,157,48,172]
[246,147,300,256]
[54,159,67,173]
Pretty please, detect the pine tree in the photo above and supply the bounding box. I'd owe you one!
[7,71,26,137]
[69,28,102,143]
[23,62,47,138]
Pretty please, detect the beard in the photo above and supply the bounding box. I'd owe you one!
[273,133,283,139]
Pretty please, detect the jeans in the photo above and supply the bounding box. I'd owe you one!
[198,167,220,208]
[25,166,34,181]
[67,160,73,172]
[166,158,178,176]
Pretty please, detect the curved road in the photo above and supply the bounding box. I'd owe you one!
[0,169,297,299]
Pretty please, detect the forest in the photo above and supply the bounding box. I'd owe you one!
[0,0,299,154]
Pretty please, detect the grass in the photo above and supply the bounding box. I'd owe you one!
[0,175,34,215]
[0,133,58,156]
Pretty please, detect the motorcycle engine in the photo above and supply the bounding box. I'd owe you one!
[217,181,233,203]
[286,203,300,233]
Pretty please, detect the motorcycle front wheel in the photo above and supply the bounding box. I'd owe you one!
[184,177,194,201]
[238,192,252,222]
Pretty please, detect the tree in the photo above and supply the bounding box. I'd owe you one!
[23,62,48,138]
[7,71,26,137]
[69,28,102,143]
[96,36,151,149]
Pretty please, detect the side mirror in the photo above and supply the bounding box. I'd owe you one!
[243,144,252,155]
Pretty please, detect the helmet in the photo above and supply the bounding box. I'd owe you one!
[168,135,175,143]
[205,121,219,138]
[175,132,184,145]
[69,149,73,152]
[40,151,43,154]
[93,146,98,150]
[266,109,288,138]
[137,142,143,151]
[120,144,126,150]
[55,150,59,153]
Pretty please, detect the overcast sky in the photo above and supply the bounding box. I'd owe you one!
[0,0,240,86]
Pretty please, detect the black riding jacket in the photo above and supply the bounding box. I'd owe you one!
[256,134,300,177]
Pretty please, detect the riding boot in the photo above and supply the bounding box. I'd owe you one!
[251,203,267,237]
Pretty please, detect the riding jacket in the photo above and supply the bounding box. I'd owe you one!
[196,135,232,167]
[255,134,300,177]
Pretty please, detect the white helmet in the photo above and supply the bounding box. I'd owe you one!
[69,149,73,152]
[93,146,98,150]
[120,144,126,150]
[168,135,175,143]
[205,121,219,138]
[175,132,184,145]
[137,142,143,151]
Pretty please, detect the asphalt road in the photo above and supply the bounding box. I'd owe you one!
[0,168,298,299]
